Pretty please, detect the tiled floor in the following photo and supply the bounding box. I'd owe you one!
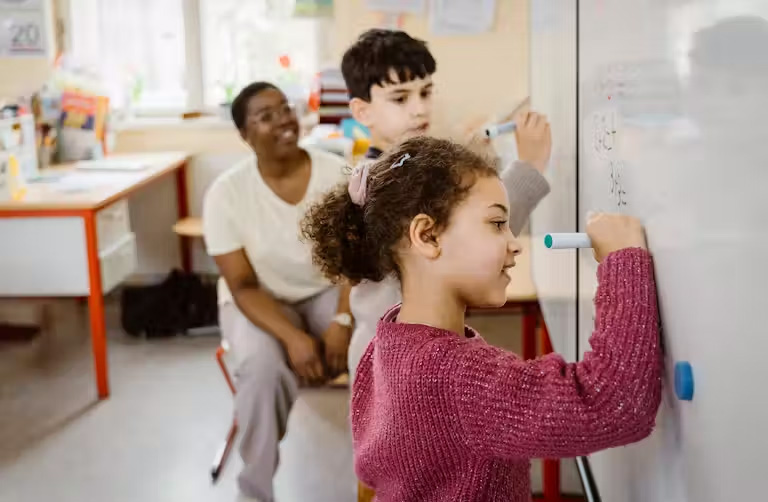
[0,299,582,502]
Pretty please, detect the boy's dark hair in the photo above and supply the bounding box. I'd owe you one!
[231,82,279,131]
[301,137,497,284]
[341,29,437,101]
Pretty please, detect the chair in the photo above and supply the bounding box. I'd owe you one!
[211,342,238,483]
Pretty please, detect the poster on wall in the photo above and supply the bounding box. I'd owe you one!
[0,0,48,57]
[294,0,333,17]
[365,0,425,14]
[429,0,497,36]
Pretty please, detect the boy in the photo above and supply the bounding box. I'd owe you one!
[340,28,553,378]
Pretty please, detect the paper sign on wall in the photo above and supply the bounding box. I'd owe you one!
[365,0,425,14]
[0,0,48,57]
[429,0,497,36]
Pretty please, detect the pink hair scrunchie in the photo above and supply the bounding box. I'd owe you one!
[348,153,409,206]
[348,161,372,206]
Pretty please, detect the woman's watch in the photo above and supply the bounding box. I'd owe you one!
[332,312,353,328]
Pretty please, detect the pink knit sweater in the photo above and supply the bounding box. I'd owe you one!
[351,248,661,502]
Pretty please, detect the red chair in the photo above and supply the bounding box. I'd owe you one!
[211,342,238,483]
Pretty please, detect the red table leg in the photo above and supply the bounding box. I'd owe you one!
[84,211,109,399]
[175,162,192,272]
[522,303,538,361]
[540,313,565,502]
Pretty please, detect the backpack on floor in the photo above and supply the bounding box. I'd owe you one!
[120,269,218,337]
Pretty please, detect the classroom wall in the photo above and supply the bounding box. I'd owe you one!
[112,125,250,276]
[331,0,530,137]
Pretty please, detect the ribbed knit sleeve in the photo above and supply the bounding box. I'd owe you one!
[449,247,662,460]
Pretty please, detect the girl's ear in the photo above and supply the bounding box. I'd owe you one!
[408,214,441,259]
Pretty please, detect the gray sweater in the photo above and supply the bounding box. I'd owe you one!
[347,160,551,379]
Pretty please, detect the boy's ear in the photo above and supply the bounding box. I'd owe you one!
[408,214,441,260]
[350,97,373,128]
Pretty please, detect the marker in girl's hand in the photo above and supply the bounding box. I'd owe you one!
[544,233,593,249]
[484,120,517,139]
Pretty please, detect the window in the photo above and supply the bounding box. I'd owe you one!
[68,0,187,113]
[65,0,332,116]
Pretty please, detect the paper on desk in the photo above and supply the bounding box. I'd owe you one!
[52,172,136,193]
[75,158,150,171]
[364,0,424,14]
[429,0,496,36]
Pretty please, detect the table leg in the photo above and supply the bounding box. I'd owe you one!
[538,314,564,502]
[175,163,192,273]
[84,211,109,399]
[522,303,538,360]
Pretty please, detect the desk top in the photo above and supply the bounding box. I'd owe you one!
[0,152,189,213]
[505,235,537,302]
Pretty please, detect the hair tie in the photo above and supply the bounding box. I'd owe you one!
[348,161,372,206]
[348,153,410,206]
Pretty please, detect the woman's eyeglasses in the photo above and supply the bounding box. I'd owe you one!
[250,102,296,125]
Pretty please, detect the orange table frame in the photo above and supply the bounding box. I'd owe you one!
[0,161,191,399]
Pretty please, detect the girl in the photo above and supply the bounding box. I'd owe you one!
[302,137,661,502]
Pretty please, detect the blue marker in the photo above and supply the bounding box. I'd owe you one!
[484,120,517,139]
[544,233,592,249]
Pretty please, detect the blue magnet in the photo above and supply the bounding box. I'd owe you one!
[674,361,694,401]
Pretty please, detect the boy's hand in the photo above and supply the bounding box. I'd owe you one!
[461,115,496,156]
[516,111,552,173]
[587,213,647,263]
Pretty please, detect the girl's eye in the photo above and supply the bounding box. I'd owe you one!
[493,221,508,231]
[393,96,407,104]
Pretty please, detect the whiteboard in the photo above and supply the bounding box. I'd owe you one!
[531,1,768,500]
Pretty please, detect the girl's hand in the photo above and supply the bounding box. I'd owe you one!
[587,212,647,263]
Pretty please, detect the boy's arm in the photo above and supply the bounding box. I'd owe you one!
[500,161,550,236]
[500,110,553,234]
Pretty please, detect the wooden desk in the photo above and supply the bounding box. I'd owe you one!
[0,152,191,399]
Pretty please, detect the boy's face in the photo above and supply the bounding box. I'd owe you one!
[351,70,434,150]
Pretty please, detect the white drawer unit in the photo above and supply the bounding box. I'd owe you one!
[0,218,137,296]
[96,200,132,252]
[99,233,137,294]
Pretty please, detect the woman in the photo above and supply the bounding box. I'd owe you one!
[203,82,353,502]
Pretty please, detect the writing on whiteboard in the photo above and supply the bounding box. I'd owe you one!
[609,160,627,207]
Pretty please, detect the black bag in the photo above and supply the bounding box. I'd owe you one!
[121,269,218,337]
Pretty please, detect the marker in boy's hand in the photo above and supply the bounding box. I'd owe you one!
[586,212,648,263]
[514,111,552,173]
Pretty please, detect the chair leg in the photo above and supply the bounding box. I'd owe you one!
[212,345,238,483]
[211,419,238,483]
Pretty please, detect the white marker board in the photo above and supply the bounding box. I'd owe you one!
[530,1,768,500]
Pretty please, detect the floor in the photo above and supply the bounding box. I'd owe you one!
[0,299,583,502]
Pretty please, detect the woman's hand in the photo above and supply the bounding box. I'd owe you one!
[284,332,326,386]
[322,322,351,377]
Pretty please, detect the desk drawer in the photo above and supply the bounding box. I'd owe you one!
[97,200,131,252]
[100,232,137,294]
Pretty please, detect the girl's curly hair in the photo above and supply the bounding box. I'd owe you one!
[301,136,498,284]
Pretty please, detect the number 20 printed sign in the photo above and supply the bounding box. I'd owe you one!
[0,1,48,58]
